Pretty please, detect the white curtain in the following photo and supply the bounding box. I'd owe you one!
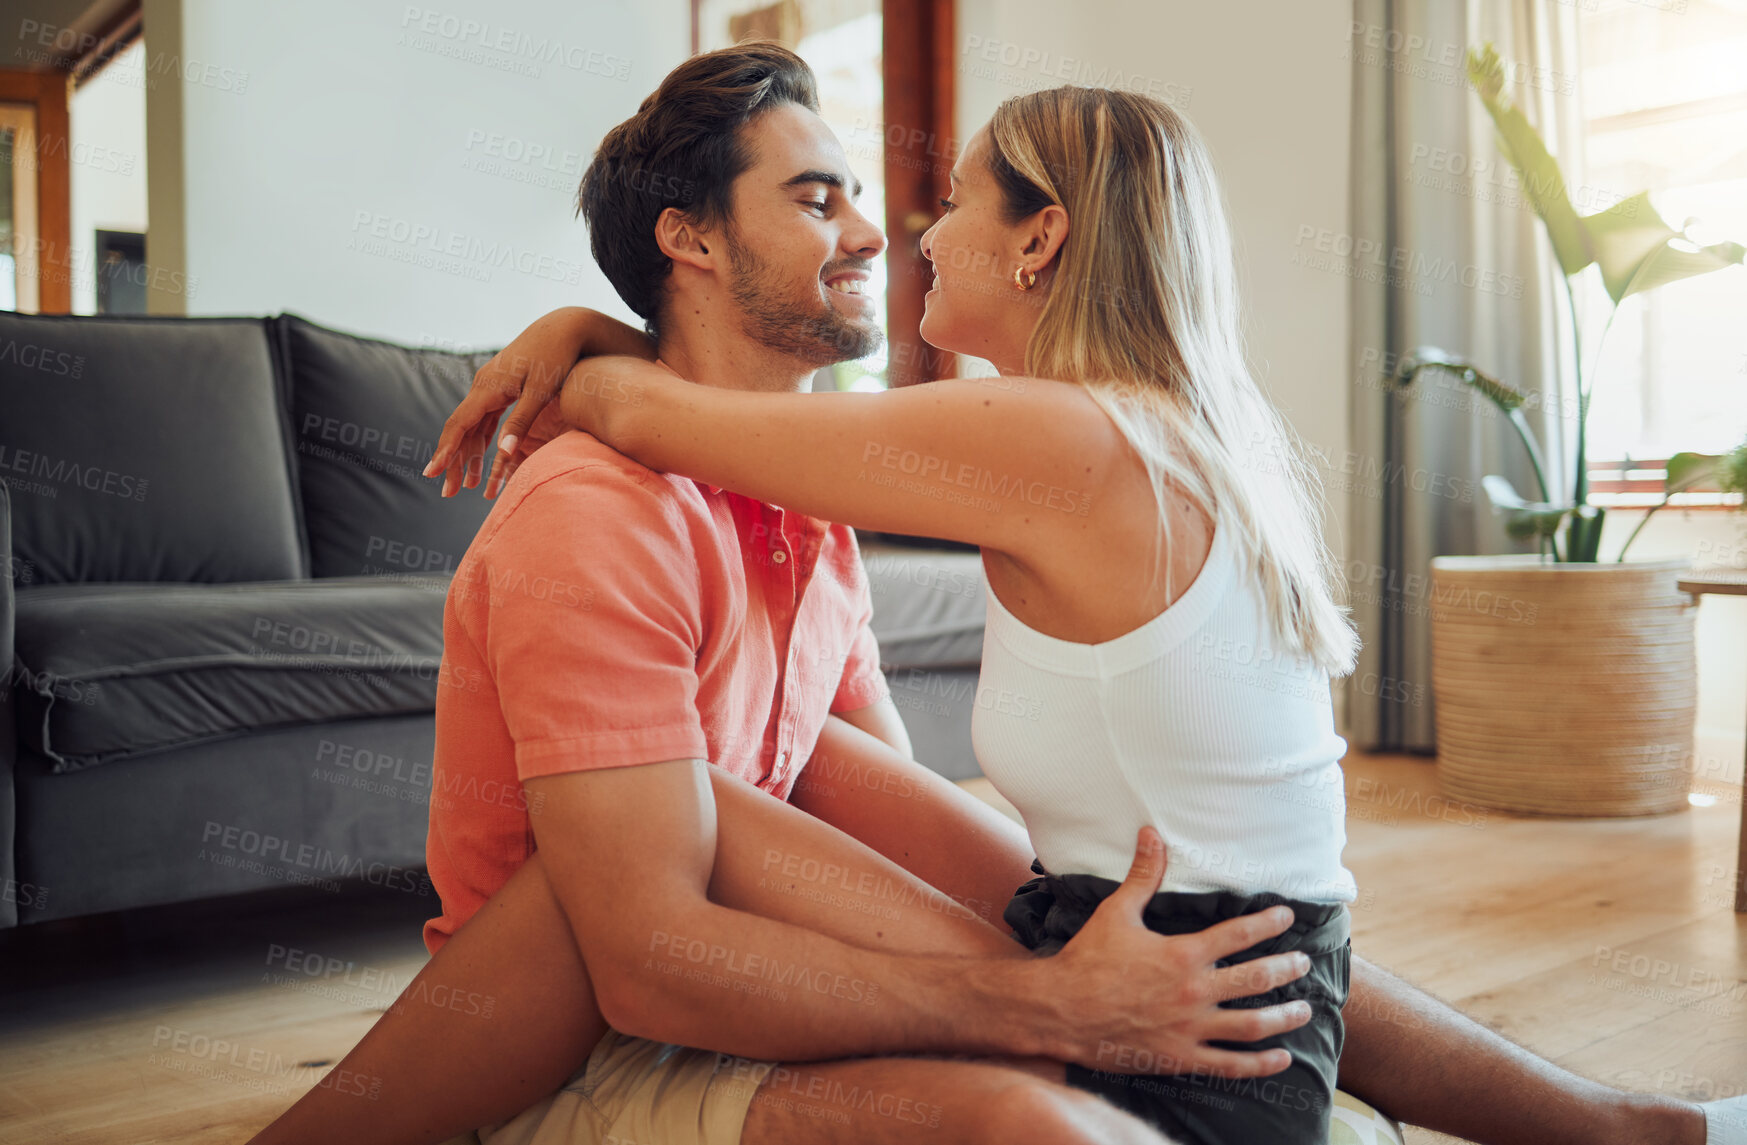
[1345,0,1586,750]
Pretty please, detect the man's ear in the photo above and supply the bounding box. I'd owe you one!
[654,207,719,272]
[1018,204,1070,277]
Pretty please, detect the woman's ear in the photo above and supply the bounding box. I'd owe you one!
[654,207,717,272]
[1020,204,1071,276]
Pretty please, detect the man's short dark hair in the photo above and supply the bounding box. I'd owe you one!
[577,43,819,336]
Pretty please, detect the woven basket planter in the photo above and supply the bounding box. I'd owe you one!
[1427,554,1696,817]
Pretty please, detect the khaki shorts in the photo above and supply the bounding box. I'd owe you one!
[480,1031,766,1145]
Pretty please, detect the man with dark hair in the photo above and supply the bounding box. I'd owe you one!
[574,43,883,364]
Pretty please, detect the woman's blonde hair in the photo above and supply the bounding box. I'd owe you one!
[987,87,1357,675]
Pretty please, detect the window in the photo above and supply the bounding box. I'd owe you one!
[1578,0,1747,497]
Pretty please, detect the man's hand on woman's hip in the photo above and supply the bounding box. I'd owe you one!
[1029,827,1313,1079]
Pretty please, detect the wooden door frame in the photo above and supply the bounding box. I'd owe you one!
[881,0,955,386]
[0,69,71,313]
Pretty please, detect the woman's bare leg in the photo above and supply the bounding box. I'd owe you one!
[243,845,603,1145]
[797,725,1712,1145]
[788,716,1039,928]
[1337,956,1703,1145]
[244,763,1025,1145]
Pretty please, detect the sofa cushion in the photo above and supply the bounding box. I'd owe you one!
[11,715,438,923]
[11,577,452,772]
[278,314,500,579]
[0,313,304,585]
[861,542,988,670]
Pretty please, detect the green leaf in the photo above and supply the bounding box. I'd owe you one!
[1616,453,1722,561]
[1619,238,1747,302]
[1581,192,1747,303]
[1466,45,1592,276]
[1664,452,1719,494]
[1465,46,1745,301]
[1395,350,1552,500]
[1470,372,1528,412]
[1566,504,1606,562]
[1722,441,1747,497]
[1482,474,1570,540]
[1395,348,1529,412]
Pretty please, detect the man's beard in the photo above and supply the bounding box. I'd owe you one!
[726,237,883,367]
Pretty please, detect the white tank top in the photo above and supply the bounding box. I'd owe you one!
[971,523,1357,902]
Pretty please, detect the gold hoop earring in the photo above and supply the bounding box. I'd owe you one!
[1013,266,1037,292]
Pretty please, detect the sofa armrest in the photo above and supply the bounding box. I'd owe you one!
[0,482,17,927]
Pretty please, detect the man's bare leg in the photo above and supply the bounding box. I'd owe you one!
[245,765,1026,1145]
[800,721,1714,1145]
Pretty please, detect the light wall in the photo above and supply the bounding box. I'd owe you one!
[143,0,688,346]
[955,0,1357,551]
[141,0,1352,408]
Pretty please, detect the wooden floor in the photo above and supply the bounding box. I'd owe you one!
[1,747,1743,1145]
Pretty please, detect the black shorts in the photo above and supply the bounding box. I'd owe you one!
[1005,862,1351,1145]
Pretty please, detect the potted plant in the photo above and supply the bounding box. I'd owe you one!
[1387,45,1746,816]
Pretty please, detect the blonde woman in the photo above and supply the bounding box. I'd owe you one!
[463,86,1359,1144]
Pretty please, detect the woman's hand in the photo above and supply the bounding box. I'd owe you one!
[424,308,655,498]
[485,401,571,496]
[486,355,670,497]
[555,355,666,449]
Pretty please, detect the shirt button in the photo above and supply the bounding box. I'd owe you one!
[771,550,788,564]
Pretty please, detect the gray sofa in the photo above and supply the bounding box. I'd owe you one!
[0,311,989,929]
[859,541,987,781]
